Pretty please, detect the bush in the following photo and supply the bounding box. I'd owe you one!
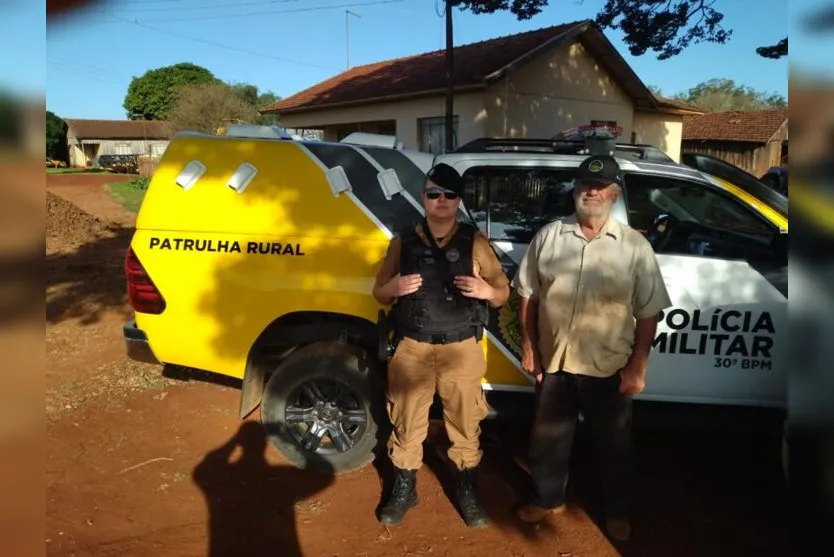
[127,177,150,190]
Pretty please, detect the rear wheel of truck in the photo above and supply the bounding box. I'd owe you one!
[260,341,386,475]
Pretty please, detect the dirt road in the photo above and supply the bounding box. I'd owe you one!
[45,174,789,557]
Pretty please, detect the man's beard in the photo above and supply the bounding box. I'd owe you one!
[575,199,609,219]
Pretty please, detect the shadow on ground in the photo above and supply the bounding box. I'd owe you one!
[192,420,335,557]
[464,417,790,557]
[46,225,134,325]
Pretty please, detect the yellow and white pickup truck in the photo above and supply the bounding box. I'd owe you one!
[122,129,788,474]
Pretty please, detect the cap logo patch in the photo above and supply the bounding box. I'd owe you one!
[588,160,604,173]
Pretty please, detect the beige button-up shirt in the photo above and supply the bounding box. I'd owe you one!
[511,214,672,378]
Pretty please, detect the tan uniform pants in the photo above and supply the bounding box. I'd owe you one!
[386,335,490,471]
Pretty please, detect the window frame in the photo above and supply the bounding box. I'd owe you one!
[459,163,630,243]
[620,169,781,257]
[418,116,459,155]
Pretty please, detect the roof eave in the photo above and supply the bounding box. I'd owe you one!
[260,84,488,115]
[639,106,706,116]
[482,20,592,82]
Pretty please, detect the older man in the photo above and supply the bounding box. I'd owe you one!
[511,154,671,542]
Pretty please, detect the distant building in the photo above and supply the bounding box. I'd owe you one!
[682,108,789,178]
[65,119,173,167]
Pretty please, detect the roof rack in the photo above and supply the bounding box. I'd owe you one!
[455,137,584,153]
[453,136,676,163]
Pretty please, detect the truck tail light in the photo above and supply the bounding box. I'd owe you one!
[125,247,166,314]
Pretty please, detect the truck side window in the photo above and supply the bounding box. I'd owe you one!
[622,172,782,268]
[462,166,576,244]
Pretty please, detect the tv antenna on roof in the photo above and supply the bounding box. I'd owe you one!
[346,10,361,70]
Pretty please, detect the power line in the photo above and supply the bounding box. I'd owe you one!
[96,0,304,14]
[132,0,404,23]
[109,14,341,70]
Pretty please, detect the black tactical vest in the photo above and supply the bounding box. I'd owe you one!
[393,221,488,343]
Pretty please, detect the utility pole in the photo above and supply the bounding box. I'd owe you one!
[346,10,361,70]
[444,0,454,153]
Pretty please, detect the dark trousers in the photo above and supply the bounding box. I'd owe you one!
[529,370,634,519]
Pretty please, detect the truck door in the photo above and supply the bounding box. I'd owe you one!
[620,170,788,407]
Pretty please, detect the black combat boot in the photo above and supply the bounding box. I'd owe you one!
[378,467,418,525]
[455,466,488,528]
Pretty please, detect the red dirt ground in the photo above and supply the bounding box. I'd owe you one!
[45,173,789,557]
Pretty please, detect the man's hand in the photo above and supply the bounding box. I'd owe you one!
[521,345,544,382]
[454,274,494,301]
[383,273,422,298]
[618,358,648,395]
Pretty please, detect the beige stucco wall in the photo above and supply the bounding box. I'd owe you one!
[483,41,634,140]
[278,94,488,150]
[276,38,688,157]
[633,111,683,162]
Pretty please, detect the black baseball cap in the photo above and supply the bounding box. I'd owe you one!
[426,163,464,195]
[576,154,621,184]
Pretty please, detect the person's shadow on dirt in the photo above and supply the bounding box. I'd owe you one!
[192,421,335,557]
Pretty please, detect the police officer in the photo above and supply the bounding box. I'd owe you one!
[372,163,510,528]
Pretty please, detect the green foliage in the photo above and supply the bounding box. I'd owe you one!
[672,78,787,112]
[110,178,150,213]
[127,176,150,190]
[756,37,788,59]
[46,110,69,161]
[595,0,731,60]
[456,0,786,60]
[230,82,281,125]
[123,62,219,120]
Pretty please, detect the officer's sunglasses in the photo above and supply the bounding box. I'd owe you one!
[424,188,460,200]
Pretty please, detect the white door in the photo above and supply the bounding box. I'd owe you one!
[620,171,788,407]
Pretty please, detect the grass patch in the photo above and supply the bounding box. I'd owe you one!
[109,177,149,213]
[46,167,110,174]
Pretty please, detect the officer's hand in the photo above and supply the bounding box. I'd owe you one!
[454,275,493,300]
[386,273,422,297]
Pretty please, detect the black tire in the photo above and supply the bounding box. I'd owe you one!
[260,341,386,475]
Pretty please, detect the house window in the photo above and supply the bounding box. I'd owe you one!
[419,116,458,155]
[114,142,131,155]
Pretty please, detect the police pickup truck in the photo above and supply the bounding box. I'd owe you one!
[123,125,788,474]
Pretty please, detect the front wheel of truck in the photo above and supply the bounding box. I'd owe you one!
[260,341,387,475]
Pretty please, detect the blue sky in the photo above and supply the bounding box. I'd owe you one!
[40,0,798,119]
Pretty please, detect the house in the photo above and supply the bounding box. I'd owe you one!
[259,19,704,161]
[681,108,789,178]
[65,119,174,168]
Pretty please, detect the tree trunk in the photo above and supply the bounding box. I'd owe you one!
[445,0,454,153]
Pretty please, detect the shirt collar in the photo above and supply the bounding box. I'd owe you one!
[560,213,621,240]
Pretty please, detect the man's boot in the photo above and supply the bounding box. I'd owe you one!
[455,467,488,528]
[378,468,418,526]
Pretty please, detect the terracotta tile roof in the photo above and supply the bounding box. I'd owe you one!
[65,119,174,140]
[261,21,590,113]
[682,108,788,143]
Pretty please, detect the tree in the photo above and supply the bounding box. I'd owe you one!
[672,78,787,112]
[756,37,787,59]
[647,85,664,97]
[123,63,219,120]
[167,82,259,134]
[46,111,69,161]
[230,83,282,125]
